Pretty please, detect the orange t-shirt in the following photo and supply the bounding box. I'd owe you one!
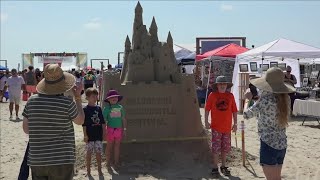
[205,92,238,133]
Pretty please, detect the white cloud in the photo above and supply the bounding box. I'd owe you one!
[220,4,233,11]
[0,13,8,22]
[83,17,102,30]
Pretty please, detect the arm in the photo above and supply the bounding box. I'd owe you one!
[233,112,238,125]
[73,96,85,125]
[204,93,213,129]
[292,75,297,85]
[73,82,85,125]
[23,117,29,134]
[243,97,261,119]
[122,117,127,130]
[82,126,88,143]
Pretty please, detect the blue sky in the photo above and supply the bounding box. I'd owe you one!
[1,1,320,69]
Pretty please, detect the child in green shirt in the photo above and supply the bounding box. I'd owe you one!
[103,90,127,168]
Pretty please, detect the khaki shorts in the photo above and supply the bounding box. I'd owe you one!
[31,164,74,180]
[9,93,21,104]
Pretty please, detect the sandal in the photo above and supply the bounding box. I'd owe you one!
[211,168,220,178]
[220,166,231,176]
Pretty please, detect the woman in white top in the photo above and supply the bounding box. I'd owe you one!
[243,67,295,180]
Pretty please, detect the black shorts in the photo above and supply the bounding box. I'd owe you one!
[84,84,93,90]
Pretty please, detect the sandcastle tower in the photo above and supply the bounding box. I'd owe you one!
[102,1,206,145]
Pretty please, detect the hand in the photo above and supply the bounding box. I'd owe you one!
[123,129,127,139]
[244,92,253,100]
[84,136,88,143]
[73,82,83,97]
[205,121,211,129]
[232,124,237,132]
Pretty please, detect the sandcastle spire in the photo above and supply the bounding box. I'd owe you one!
[167,31,173,48]
[150,16,157,30]
[125,35,131,48]
[135,1,143,13]
[149,16,159,45]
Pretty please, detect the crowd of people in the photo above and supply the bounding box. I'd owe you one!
[0,62,296,180]
[12,63,126,179]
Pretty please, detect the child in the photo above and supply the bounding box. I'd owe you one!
[82,88,106,176]
[204,76,238,177]
[103,90,127,168]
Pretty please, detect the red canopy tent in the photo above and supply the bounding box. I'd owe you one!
[196,43,249,61]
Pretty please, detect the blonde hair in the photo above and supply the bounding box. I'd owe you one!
[275,94,289,128]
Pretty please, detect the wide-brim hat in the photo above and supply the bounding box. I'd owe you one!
[104,90,123,102]
[250,67,296,93]
[36,64,76,95]
[212,76,233,89]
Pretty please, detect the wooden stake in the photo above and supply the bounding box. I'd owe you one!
[235,131,238,148]
[241,120,245,166]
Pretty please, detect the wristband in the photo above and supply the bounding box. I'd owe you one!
[74,96,82,101]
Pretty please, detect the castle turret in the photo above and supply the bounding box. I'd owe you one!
[121,35,132,83]
[135,1,142,13]
[133,1,143,50]
[167,31,173,50]
[125,35,131,52]
[149,16,159,45]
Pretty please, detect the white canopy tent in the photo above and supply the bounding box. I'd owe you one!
[299,58,320,64]
[175,48,193,61]
[175,48,196,74]
[232,38,320,110]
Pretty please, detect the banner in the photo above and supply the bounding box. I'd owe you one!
[22,54,34,70]
[38,56,73,63]
[76,53,88,68]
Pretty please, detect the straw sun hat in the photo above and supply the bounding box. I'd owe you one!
[36,64,76,95]
[250,67,296,93]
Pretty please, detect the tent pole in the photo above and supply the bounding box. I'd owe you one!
[261,57,264,76]
[205,61,212,104]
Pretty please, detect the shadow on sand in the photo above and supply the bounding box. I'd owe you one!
[74,138,262,180]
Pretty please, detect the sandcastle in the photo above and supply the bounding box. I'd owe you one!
[101,2,205,142]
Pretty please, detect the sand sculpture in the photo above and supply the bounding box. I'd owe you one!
[101,2,205,142]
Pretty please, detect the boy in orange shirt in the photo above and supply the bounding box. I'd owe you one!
[205,75,238,177]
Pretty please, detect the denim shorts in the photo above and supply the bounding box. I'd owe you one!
[260,140,286,166]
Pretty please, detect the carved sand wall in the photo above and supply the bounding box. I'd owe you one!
[102,1,205,142]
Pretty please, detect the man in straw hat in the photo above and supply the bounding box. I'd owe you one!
[21,64,85,180]
[243,67,295,180]
[204,75,238,177]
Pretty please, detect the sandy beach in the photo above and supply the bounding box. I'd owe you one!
[1,100,320,180]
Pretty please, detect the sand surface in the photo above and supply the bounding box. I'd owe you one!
[1,100,320,180]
